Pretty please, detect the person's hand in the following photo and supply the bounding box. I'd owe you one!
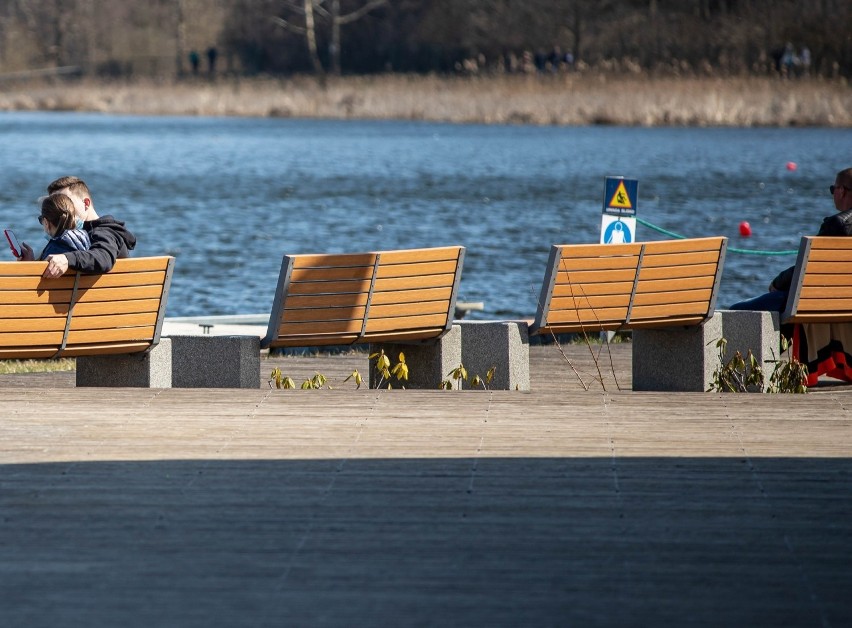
[17,242,34,261]
[43,254,69,278]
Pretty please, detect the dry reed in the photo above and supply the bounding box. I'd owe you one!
[0,74,849,127]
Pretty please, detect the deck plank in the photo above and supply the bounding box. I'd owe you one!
[2,343,851,626]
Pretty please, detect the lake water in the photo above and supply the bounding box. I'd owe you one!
[0,111,849,319]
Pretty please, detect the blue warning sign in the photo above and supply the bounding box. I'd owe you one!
[603,176,638,216]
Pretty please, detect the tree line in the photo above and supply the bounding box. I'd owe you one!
[0,0,849,79]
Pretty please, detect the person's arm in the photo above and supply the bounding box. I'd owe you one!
[42,227,125,278]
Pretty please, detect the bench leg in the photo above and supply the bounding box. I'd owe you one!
[76,338,172,388]
[368,325,462,390]
[718,310,781,392]
[632,314,722,392]
[458,320,530,391]
[168,335,261,388]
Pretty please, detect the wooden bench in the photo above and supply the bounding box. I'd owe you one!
[0,256,175,386]
[529,236,728,390]
[783,236,852,386]
[259,246,465,388]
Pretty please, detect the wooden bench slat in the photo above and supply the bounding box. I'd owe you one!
[377,247,462,264]
[629,302,712,319]
[544,307,631,326]
[555,256,641,272]
[66,326,157,345]
[362,328,447,343]
[0,347,59,359]
[550,281,635,298]
[0,330,64,346]
[796,260,852,275]
[806,249,852,262]
[640,250,723,267]
[289,266,375,282]
[0,299,162,318]
[76,270,167,289]
[800,286,852,298]
[76,286,168,303]
[637,263,719,281]
[373,273,458,291]
[61,342,153,356]
[375,259,459,279]
[632,288,713,307]
[368,301,452,319]
[0,317,70,333]
[277,320,364,337]
[641,237,725,254]
[283,306,366,324]
[70,312,158,331]
[552,268,639,284]
[364,313,450,333]
[549,294,633,310]
[801,274,852,287]
[286,279,372,296]
[635,276,715,293]
[291,253,376,268]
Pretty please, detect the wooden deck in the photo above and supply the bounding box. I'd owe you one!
[2,343,852,626]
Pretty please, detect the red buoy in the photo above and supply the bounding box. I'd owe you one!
[739,221,752,237]
[786,161,797,171]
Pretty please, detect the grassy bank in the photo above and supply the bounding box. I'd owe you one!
[0,74,849,127]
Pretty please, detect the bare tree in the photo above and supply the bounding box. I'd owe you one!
[272,0,388,76]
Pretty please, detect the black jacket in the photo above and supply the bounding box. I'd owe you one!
[64,216,137,274]
[771,208,852,291]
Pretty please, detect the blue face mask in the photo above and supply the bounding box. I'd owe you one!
[42,231,53,241]
[76,217,85,229]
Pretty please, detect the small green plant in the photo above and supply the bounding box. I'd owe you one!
[765,336,809,393]
[708,337,808,394]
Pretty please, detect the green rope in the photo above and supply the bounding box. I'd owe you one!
[635,217,798,256]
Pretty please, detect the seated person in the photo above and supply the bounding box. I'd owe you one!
[36,193,91,260]
[730,167,852,318]
[18,176,136,278]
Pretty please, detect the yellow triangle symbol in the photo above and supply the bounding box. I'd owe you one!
[608,181,633,209]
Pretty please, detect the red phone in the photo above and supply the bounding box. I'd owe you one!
[5,229,21,257]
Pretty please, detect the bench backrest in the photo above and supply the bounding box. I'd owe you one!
[783,236,852,324]
[0,256,175,359]
[261,246,465,349]
[531,236,727,335]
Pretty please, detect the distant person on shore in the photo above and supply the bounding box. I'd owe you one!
[189,50,200,76]
[35,193,91,260]
[18,176,136,278]
[206,47,218,76]
[729,167,852,321]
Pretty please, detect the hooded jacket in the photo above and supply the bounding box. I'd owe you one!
[63,215,137,274]
[38,228,91,261]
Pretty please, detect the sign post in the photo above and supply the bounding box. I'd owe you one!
[600,176,638,244]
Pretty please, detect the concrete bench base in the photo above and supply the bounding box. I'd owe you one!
[76,338,173,388]
[168,335,261,388]
[458,320,530,391]
[718,310,781,392]
[632,313,723,392]
[369,325,462,389]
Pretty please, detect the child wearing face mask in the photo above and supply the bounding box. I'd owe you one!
[37,192,91,261]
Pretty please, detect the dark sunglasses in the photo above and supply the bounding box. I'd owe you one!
[830,185,848,194]
[37,215,47,224]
